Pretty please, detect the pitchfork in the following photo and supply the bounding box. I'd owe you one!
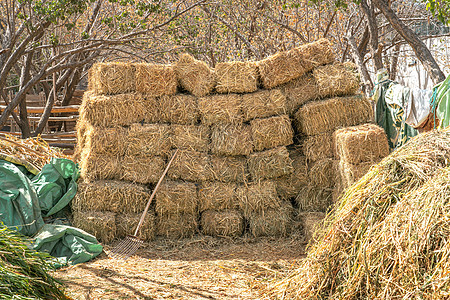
[109,149,178,259]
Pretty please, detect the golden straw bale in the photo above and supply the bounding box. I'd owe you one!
[175,53,215,97]
[250,115,294,151]
[241,89,287,121]
[294,95,373,135]
[170,124,210,152]
[334,123,390,165]
[135,63,177,96]
[332,177,344,203]
[83,124,127,156]
[248,203,293,237]
[296,211,325,242]
[80,92,148,127]
[120,154,165,184]
[308,158,337,188]
[72,210,116,244]
[79,150,120,181]
[313,62,360,98]
[248,146,293,180]
[168,149,213,182]
[72,180,151,214]
[210,155,248,183]
[198,94,243,125]
[74,118,87,162]
[303,132,334,162]
[215,61,258,93]
[116,212,156,242]
[236,180,282,217]
[158,94,199,124]
[338,160,376,189]
[155,181,198,216]
[87,65,96,91]
[280,73,319,115]
[201,210,244,237]
[91,62,136,95]
[274,150,308,199]
[210,124,253,156]
[198,182,238,212]
[295,185,332,212]
[125,123,171,157]
[156,213,198,239]
[141,95,162,123]
[258,38,334,89]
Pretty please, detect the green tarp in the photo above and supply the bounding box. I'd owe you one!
[435,75,450,129]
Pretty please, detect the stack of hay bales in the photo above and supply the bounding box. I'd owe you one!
[73,38,379,243]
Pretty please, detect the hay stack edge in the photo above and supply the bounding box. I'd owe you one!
[75,38,382,242]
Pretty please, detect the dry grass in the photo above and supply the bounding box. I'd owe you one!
[170,124,210,152]
[135,63,177,96]
[302,132,334,162]
[141,94,162,123]
[168,149,213,182]
[210,155,248,183]
[271,130,450,299]
[175,53,215,97]
[210,124,253,156]
[334,123,390,164]
[116,212,156,242]
[198,182,238,212]
[308,158,337,188]
[237,180,282,218]
[248,203,293,237]
[280,73,319,115]
[155,181,198,216]
[79,150,120,181]
[90,62,136,95]
[72,210,116,244]
[158,94,199,125]
[251,115,294,151]
[201,210,245,237]
[313,62,360,98]
[156,213,198,239]
[215,61,258,93]
[198,94,243,125]
[241,89,287,121]
[248,146,293,180]
[125,123,171,157]
[259,38,334,89]
[295,95,373,135]
[274,149,308,200]
[120,154,165,184]
[338,160,376,189]
[83,124,127,156]
[295,185,332,213]
[296,211,326,242]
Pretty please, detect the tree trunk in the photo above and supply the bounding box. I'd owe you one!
[373,0,446,84]
[18,53,33,138]
[390,43,400,81]
[347,34,373,95]
[360,0,383,70]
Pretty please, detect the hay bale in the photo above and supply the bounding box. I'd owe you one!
[175,53,215,97]
[236,180,282,217]
[303,132,334,162]
[274,150,308,199]
[116,212,156,242]
[72,180,151,214]
[158,94,199,125]
[156,213,198,239]
[295,185,332,212]
[296,211,325,242]
[135,63,177,96]
[142,95,162,123]
[241,89,287,121]
[91,62,136,95]
[201,210,244,237]
[79,150,120,181]
[294,95,373,135]
[248,203,293,237]
[259,38,334,89]
[338,160,376,189]
[308,158,337,188]
[334,123,390,165]
[74,118,88,161]
[125,123,171,157]
[210,124,253,156]
[280,73,319,115]
[215,61,258,93]
[248,146,293,180]
[80,92,148,127]
[198,182,238,212]
[83,124,127,156]
[314,62,360,98]
[155,181,198,216]
[251,115,294,151]
[210,155,248,183]
[170,124,210,152]
[198,94,243,125]
[120,154,165,184]
[168,149,213,182]
[72,210,116,244]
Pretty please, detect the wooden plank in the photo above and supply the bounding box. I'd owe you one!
[0,105,80,114]
[48,143,75,149]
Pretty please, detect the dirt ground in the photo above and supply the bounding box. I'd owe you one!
[54,233,306,300]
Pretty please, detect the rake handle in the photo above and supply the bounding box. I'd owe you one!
[133,149,178,237]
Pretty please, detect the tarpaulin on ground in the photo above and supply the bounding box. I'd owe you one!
[0,156,102,266]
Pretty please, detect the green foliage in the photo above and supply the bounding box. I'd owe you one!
[0,226,67,300]
[423,0,450,25]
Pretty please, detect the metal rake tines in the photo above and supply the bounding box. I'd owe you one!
[108,235,144,260]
